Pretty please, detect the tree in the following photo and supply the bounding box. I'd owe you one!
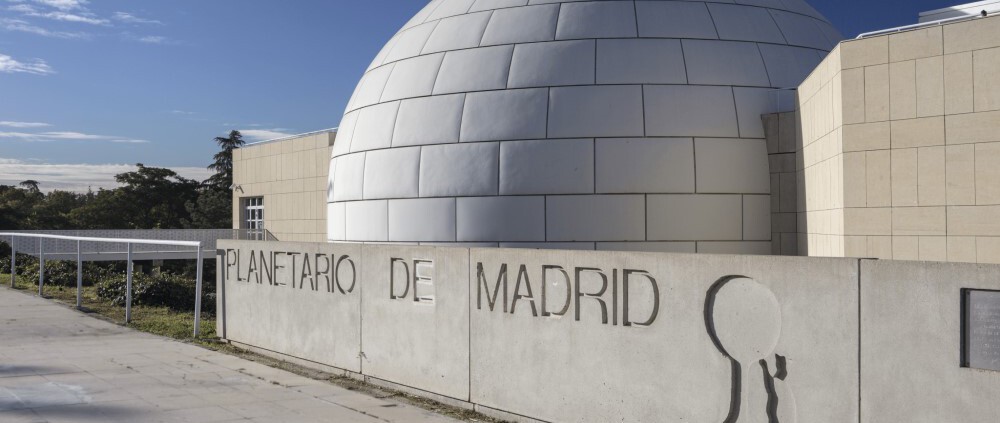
[0,185,36,229]
[180,129,244,229]
[68,188,126,229]
[19,180,40,193]
[0,132,243,231]
[207,130,245,189]
[65,164,200,229]
[29,190,83,229]
[183,188,232,229]
[114,164,200,229]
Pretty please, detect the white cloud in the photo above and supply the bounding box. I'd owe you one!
[8,2,107,25]
[113,12,161,25]
[8,4,36,13]
[0,17,89,39]
[239,129,296,142]
[136,35,167,44]
[32,0,88,11]
[121,32,174,45]
[0,131,150,143]
[0,52,55,75]
[33,131,105,139]
[37,11,106,25]
[170,110,196,115]
[0,121,51,128]
[0,158,214,192]
[222,123,265,127]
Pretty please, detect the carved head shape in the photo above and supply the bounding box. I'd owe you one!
[706,276,782,365]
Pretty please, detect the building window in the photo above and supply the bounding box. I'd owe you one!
[244,197,264,240]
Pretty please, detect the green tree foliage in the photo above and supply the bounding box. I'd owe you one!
[207,130,244,189]
[183,187,232,229]
[0,130,241,231]
[19,180,40,192]
[185,129,244,229]
[57,164,200,230]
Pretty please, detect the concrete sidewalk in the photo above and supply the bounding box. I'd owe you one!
[0,287,461,423]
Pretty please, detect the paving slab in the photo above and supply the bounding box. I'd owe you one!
[0,287,460,423]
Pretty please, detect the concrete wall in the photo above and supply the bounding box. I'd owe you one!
[861,259,1000,422]
[217,240,1000,422]
[792,15,1000,264]
[218,240,361,372]
[231,131,335,242]
[468,249,858,423]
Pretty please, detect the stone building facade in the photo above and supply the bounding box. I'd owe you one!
[787,14,1000,263]
[231,130,335,242]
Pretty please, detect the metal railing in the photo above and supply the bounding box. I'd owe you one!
[235,229,279,242]
[0,229,276,261]
[240,127,337,147]
[857,9,996,39]
[0,232,206,337]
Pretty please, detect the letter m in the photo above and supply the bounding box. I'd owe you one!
[477,263,508,312]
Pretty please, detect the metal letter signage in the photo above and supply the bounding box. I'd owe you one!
[390,258,435,304]
[475,262,659,327]
[224,248,356,295]
[963,289,1000,371]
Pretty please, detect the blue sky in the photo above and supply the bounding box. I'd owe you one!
[0,0,968,190]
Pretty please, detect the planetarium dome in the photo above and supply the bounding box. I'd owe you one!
[328,0,842,253]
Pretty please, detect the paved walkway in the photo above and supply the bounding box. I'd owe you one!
[0,288,460,423]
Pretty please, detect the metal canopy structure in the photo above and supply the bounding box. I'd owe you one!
[1,229,270,261]
[0,229,271,337]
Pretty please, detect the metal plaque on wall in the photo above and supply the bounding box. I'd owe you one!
[963,289,1000,371]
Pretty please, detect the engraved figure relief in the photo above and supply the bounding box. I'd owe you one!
[705,276,796,423]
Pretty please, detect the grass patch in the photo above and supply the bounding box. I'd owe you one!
[1,272,217,344]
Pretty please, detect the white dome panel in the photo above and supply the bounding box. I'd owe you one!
[555,1,637,39]
[457,196,544,242]
[594,138,695,194]
[596,39,687,84]
[329,0,845,252]
[508,40,595,88]
[426,0,475,22]
[499,138,595,195]
[635,1,719,39]
[643,85,739,137]
[392,94,464,147]
[350,101,399,153]
[433,45,514,95]
[480,4,558,46]
[421,11,492,54]
[707,3,787,44]
[388,198,456,242]
[469,0,528,13]
[419,143,499,197]
[683,39,772,86]
[459,88,548,142]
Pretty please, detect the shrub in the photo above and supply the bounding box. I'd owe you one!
[6,254,37,277]
[96,271,213,312]
[14,258,86,287]
[41,261,78,287]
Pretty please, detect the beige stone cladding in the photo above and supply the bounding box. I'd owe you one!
[795,44,846,257]
[231,131,335,242]
[763,111,799,255]
[794,15,1000,263]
